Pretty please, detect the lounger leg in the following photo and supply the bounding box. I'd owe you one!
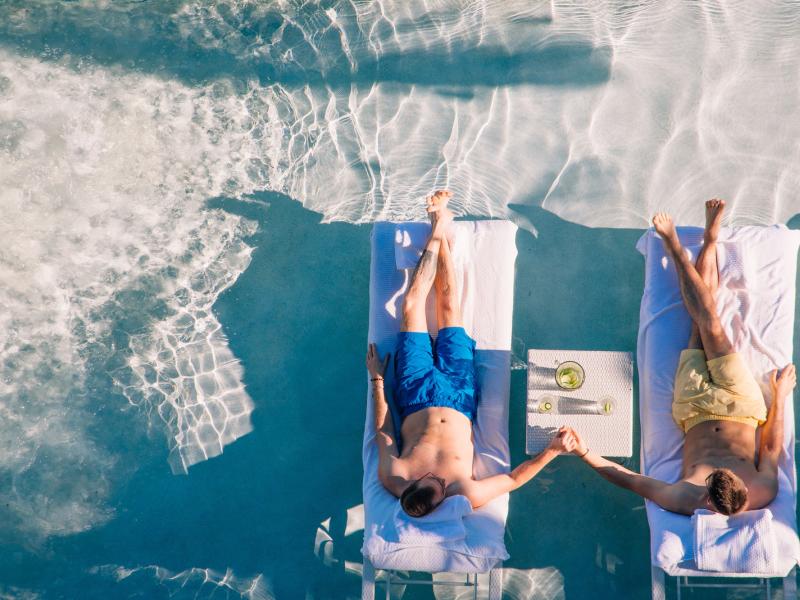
[784,567,797,598]
[362,558,376,600]
[651,566,666,600]
[488,566,503,600]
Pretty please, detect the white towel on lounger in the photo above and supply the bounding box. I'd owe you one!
[693,508,777,573]
[362,220,516,573]
[393,495,472,545]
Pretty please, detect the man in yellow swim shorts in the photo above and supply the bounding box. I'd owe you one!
[564,199,796,515]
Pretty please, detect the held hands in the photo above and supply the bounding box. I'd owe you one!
[546,426,589,457]
[366,343,390,381]
[567,427,589,457]
[547,426,579,454]
[771,363,797,400]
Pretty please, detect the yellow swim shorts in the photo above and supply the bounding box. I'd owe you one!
[672,350,767,433]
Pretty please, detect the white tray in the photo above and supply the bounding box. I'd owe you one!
[526,349,633,457]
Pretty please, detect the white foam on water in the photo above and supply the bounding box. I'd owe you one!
[0,46,286,538]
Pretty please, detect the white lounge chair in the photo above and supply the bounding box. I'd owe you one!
[637,225,800,599]
[361,221,517,599]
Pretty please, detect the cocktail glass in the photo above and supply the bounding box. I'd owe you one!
[555,361,585,390]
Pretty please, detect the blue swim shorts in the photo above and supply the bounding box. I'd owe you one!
[393,327,478,422]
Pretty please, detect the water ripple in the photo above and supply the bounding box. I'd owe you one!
[1,0,800,546]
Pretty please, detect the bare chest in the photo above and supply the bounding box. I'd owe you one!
[400,408,474,479]
[682,420,758,481]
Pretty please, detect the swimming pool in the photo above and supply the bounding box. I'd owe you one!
[1,1,798,598]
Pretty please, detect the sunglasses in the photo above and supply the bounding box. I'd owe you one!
[415,472,447,496]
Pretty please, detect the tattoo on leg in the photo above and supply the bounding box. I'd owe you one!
[410,250,437,290]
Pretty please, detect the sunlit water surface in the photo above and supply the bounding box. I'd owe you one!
[1,1,799,598]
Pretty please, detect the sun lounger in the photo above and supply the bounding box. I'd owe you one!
[361,220,517,599]
[637,225,800,599]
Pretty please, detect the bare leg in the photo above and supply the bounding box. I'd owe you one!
[400,192,453,332]
[426,191,462,330]
[652,210,733,360]
[696,199,723,294]
[686,322,703,350]
[687,199,726,349]
[434,235,462,329]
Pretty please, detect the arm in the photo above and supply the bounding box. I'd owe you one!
[366,344,406,495]
[460,427,571,509]
[567,428,697,515]
[754,365,796,501]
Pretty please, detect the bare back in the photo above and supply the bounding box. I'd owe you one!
[396,407,475,489]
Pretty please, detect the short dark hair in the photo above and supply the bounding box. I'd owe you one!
[400,480,439,517]
[706,468,747,515]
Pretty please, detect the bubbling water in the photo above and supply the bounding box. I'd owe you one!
[0,50,275,539]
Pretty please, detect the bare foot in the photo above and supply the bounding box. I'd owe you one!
[704,198,725,243]
[652,211,680,252]
[427,190,454,243]
[426,189,452,214]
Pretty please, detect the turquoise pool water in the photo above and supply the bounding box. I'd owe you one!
[1,2,799,598]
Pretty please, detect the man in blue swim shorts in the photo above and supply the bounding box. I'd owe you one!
[367,190,574,518]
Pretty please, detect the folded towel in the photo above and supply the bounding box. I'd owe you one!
[393,495,473,545]
[693,508,778,573]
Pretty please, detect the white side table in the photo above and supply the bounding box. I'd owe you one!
[526,349,633,457]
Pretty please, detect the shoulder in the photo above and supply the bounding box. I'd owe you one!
[654,480,706,515]
[385,456,410,476]
[746,472,779,509]
[446,476,474,497]
[378,457,409,488]
[445,476,481,508]
[379,472,409,499]
[450,473,515,509]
